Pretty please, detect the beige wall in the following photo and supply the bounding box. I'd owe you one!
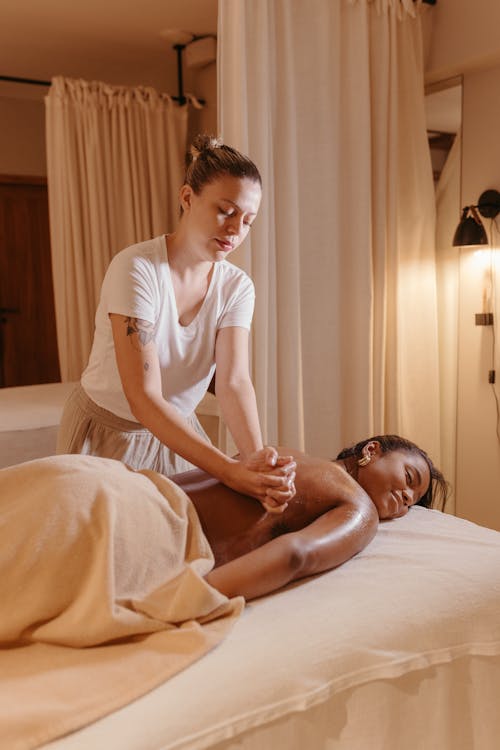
[425,0,500,83]
[425,1,500,530]
[0,85,46,176]
[456,66,500,531]
[187,62,218,140]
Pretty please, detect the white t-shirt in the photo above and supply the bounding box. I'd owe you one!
[81,235,255,421]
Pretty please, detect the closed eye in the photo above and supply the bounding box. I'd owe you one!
[219,208,253,228]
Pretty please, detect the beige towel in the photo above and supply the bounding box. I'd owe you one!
[0,455,243,749]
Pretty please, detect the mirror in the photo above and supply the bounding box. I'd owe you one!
[425,77,462,185]
[425,76,463,513]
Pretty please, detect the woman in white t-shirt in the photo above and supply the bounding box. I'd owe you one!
[57,135,295,511]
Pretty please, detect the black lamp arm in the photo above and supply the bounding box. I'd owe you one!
[469,205,484,224]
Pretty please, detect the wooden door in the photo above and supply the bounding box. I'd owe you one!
[0,175,60,387]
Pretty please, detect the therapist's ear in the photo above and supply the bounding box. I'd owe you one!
[179,184,193,213]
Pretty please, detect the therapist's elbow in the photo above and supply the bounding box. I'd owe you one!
[122,385,159,424]
[215,375,252,399]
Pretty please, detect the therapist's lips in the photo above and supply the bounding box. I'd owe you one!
[214,238,234,251]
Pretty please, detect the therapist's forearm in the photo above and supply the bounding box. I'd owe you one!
[125,390,293,504]
[127,390,234,480]
[215,379,264,459]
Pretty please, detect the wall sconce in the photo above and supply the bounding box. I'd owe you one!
[454,190,499,388]
[452,189,500,247]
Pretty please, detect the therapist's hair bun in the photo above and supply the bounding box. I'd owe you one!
[189,134,223,163]
[183,134,262,196]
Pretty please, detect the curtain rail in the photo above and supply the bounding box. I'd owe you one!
[0,75,50,86]
[0,70,205,105]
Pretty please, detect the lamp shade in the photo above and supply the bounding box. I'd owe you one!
[452,208,488,247]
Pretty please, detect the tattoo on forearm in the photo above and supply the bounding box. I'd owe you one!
[144,362,149,371]
[124,317,156,348]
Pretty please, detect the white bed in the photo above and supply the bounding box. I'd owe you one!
[0,382,226,469]
[39,503,500,750]
[0,382,76,468]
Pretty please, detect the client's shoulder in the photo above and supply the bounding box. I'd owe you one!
[279,448,369,512]
[277,447,343,480]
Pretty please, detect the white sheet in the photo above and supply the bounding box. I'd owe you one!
[0,381,76,431]
[0,382,75,468]
[43,505,500,750]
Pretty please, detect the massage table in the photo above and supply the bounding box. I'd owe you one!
[0,381,76,468]
[0,381,227,469]
[28,501,500,749]
[1,385,499,749]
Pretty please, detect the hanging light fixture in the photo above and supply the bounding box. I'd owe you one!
[452,189,500,247]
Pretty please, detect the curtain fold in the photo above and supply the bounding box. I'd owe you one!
[218,0,440,462]
[45,78,188,381]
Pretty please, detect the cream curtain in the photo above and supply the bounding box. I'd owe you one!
[45,77,188,381]
[218,0,440,462]
[435,132,461,512]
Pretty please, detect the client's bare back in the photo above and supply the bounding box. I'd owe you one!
[172,451,350,567]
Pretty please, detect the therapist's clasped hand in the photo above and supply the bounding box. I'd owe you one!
[240,447,296,513]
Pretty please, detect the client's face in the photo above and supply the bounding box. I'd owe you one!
[357,447,431,520]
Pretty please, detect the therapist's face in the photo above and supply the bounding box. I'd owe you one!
[179,175,261,261]
[356,442,431,520]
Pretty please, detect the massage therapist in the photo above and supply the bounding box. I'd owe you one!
[57,135,295,511]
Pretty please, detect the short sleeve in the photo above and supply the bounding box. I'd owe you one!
[101,247,160,324]
[218,272,255,331]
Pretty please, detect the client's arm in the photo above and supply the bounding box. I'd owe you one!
[205,479,378,600]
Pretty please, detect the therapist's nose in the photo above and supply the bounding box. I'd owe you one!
[226,215,244,236]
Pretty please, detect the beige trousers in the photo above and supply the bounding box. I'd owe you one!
[56,384,210,476]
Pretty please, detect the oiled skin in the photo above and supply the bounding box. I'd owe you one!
[172,449,376,568]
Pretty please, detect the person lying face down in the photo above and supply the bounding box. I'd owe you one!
[172,434,448,601]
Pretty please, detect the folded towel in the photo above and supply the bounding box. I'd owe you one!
[0,455,243,749]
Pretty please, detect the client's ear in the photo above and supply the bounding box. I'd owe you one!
[363,440,382,461]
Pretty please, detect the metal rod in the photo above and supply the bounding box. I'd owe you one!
[0,75,51,87]
[173,45,186,106]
